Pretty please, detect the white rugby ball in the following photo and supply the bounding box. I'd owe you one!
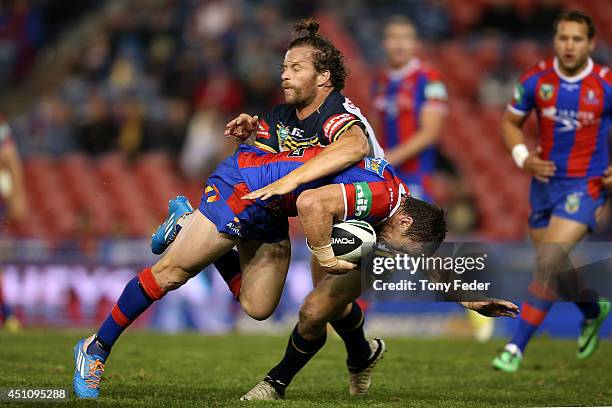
[331,220,376,262]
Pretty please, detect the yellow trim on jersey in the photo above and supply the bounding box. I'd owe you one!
[254,141,278,153]
[331,119,360,142]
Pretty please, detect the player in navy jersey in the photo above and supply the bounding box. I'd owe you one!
[148,18,392,396]
[0,114,26,331]
[370,16,447,202]
[492,10,611,372]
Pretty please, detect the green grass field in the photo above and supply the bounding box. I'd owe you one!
[0,329,610,407]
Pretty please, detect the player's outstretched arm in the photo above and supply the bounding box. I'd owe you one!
[461,300,519,318]
[296,185,357,275]
[242,126,369,200]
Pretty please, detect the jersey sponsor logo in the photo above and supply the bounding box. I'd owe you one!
[323,113,357,141]
[513,83,525,105]
[561,82,580,92]
[541,107,599,132]
[424,82,448,100]
[364,157,389,178]
[539,83,554,100]
[354,182,373,219]
[564,192,582,214]
[226,217,242,237]
[257,120,271,139]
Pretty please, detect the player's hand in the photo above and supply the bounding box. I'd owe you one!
[242,176,300,200]
[602,166,612,192]
[462,299,519,318]
[323,259,357,275]
[523,147,556,183]
[224,113,259,140]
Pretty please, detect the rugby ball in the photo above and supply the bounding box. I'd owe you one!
[331,220,376,262]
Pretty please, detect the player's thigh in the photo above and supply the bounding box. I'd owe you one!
[237,238,291,319]
[529,227,547,248]
[153,209,237,289]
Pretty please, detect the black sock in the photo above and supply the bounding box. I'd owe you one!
[266,325,327,393]
[330,301,371,370]
[576,301,600,320]
[213,249,241,283]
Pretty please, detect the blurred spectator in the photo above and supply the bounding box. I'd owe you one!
[180,107,227,180]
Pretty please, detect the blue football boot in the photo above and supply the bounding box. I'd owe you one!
[151,195,194,255]
[73,335,106,398]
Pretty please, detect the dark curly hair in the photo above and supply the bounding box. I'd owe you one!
[288,18,348,91]
[401,196,447,256]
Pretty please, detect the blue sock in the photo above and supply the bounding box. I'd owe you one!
[88,268,164,358]
[511,297,553,354]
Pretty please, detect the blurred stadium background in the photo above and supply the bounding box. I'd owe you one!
[0,0,611,340]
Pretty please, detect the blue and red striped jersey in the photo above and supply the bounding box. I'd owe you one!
[509,57,612,178]
[235,145,409,226]
[371,58,447,174]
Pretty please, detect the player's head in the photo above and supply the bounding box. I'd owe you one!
[379,196,447,256]
[553,10,595,74]
[282,18,348,108]
[382,15,418,69]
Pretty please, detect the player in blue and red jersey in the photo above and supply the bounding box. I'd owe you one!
[493,10,611,372]
[371,16,447,202]
[73,141,471,398]
[0,113,26,332]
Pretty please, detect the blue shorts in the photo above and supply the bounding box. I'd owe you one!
[198,155,289,243]
[529,177,607,231]
[398,172,433,203]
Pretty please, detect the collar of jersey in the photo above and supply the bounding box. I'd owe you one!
[388,58,421,81]
[388,183,408,219]
[553,57,593,83]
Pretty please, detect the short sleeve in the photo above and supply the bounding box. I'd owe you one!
[253,108,280,153]
[508,72,538,116]
[421,70,448,112]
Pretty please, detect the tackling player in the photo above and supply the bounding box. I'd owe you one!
[151,18,389,394]
[492,10,611,372]
[0,114,26,332]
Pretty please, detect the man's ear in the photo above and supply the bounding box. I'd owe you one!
[399,215,413,232]
[317,70,331,87]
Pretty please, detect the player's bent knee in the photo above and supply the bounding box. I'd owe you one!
[299,295,335,328]
[240,298,274,321]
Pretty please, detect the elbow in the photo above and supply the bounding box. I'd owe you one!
[353,135,370,161]
[296,190,325,216]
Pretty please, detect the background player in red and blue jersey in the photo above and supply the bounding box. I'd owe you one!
[493,10,612,372]
[371,16,447,203]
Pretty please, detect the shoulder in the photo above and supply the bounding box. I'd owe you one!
[518,58,553,83]
[418,63,444,82]
[593,63,612,85]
